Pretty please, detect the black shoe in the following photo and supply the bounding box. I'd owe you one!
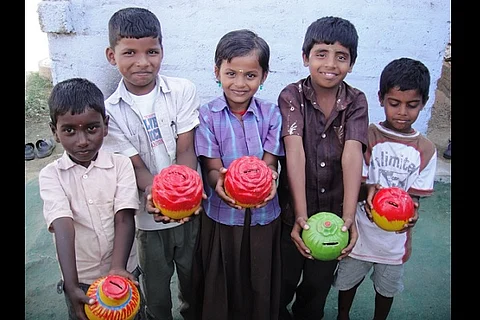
[35,137,56,159]
[25,143,35,161]
[443,141,451,160]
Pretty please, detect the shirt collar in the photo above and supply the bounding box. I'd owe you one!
[211,94,261,120]
[302,76,352,112]
[107,74,167,106]
[56,149,115,171]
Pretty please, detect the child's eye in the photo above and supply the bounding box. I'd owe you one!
[246,74,256,80]
[148,50,160,55]
[226,71,235,77]
[87,125,99,133]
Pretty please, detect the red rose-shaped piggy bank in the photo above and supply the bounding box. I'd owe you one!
[85,275,140,320]
[371,187,415,231]
[224,156,272,208]
[151,164,203,220]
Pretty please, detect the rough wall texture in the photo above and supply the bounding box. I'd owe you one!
[427,50,451,154]
[37,0,451,135]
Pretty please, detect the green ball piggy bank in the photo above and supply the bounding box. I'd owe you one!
[301,212,349,261]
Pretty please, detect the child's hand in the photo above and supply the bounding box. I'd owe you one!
[337,218,358,260]
[144,185,161,215]
[396,200,420,233]
[291,216,314,259]
[254,169,278,209]
[64,285,94,320]
[365,183,383,221]
[215,167,243,210]
[146,186,206,224]
[107,268,139,286]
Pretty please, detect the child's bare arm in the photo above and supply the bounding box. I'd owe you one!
[51,217,94,319]
[108,209,137,283]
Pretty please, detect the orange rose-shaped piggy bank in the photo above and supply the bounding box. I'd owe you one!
[151,164,203,219]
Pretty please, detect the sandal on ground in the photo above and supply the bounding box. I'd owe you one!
[443,140,451,160]
[35,137,56,159]
[25,143,35,161]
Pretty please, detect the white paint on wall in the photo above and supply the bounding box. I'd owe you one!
[35,0,451,135]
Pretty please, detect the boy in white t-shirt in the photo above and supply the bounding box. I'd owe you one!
[333,57,437,320]
[102,7,202,320]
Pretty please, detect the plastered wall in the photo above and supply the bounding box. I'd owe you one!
[37,0,451,134]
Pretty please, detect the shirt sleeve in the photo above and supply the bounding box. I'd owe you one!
[345,91,369,151]
[39,164,74,232]
[409,149,437,197]
[263,103,285,157]
[194,104,220,158]
[175,79,201,135]
[113,154,140,213]
[102,105,139,157]
[278,85,304,138]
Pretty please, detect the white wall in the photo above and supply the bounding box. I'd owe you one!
[37,0,450,134]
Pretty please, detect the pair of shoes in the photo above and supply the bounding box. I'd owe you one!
[443,140,451,160]
[25,137,56,160]
[25,143,35,161]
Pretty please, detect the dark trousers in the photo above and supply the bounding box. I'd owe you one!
[279,222,339,320]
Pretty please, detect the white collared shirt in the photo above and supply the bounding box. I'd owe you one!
[102,74,200,230]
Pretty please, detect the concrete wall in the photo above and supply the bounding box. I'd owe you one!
[37,0,450,135]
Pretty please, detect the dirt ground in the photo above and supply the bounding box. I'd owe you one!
[25,114,64,181]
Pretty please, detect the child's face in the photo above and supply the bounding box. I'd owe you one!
[215,52,267,110]
[106,37,163,95]
[51,108,109,168]
[379,87,425,134]
[303,42,353,90]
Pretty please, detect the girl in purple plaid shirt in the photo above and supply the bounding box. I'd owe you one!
[191,29,284,320]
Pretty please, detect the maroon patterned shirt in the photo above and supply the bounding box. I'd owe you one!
[277,76,369,226]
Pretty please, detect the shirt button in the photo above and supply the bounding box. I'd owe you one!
[320,162,326,167]
[83,174,88,179]
[321,133,326,138]
[320,188,326,193]
[88,199,93,204]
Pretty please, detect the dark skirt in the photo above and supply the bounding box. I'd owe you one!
[192,208,281,320]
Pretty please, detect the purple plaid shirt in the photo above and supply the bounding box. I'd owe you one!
[195,95,284,226]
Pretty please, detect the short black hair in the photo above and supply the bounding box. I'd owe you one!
[302,16,358,66]
[108,7,162,48]
[214,29,270,74]
[379,57,430,104]
[48,78,105,127]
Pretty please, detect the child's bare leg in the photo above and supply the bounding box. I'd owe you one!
[373,289,393,320]
[337,278,364,320]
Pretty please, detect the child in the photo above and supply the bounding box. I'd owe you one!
[102,7,201,320]
[333,57,437,320]
[38,78,144,320]
[192,29,284,320]
[276,16,369,320]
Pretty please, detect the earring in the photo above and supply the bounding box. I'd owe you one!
[259,84,263,91]
[217,81,222,87]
